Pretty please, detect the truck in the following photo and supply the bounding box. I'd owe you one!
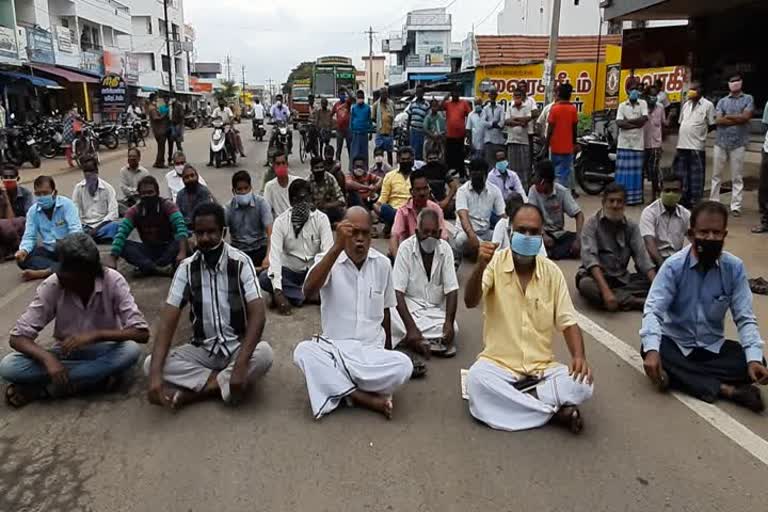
[289,78,312,126]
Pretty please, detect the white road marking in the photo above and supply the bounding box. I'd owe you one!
[577,312,768,466]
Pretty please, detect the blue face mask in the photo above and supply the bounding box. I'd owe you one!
[235,193,252,207]
[474,106,482,113]
[510,232,542,257]
[629,90,640,102]
[36,194,55,210]
[495,160,509,173]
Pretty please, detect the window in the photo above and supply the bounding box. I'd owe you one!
[150,54,156,71]
[61,19,69,28]
[146,17,152,35]
[162,55,170,73]
[159,19,166,37]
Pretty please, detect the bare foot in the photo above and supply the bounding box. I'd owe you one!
[350,390,393,419]
[21,269,52,281]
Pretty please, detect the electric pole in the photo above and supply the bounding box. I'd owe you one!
[225,54,232,82]
[544,0,562,105]
[163,0,174,97]
[241,64,246,106]
[366,26,375,99]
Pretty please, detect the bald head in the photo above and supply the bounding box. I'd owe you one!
[345,206,371,229]
[343,206,372,265]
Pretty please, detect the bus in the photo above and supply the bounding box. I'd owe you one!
[313,56,356,102]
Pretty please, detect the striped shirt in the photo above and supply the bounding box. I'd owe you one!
[111,198,187,256]
[167,243,262,357]
[406,99,430,132]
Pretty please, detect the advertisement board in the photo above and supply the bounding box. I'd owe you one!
[55,26,73,53]
[26,27,55,64]
[100,73,127,113]
[0,26,18,61]
[416,31,448,67]
[618,65,689,103]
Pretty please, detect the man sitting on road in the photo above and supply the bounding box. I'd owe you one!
[145,203,273,410]
[527,159,584,260]
[421,148,460,218]
[576,183,656,311]
[263,153,297,217]
[389,170,448,258]
[346,156,381,210]
[118,148,150,208]
[464,205,594,433]
[374,146,417,235]
[0,233,149,408]
[108,176,188,277]
[451,158,506,268]
[641,201,768,412]
[309,156,346,225]
[72,158,120,244]
[323,144,347,194]
[259,179,334,315]
[487,147,527,202]
[492,193,547,258]
[176,164,216,229]
[16,176,82,281]
[369,147,393,180]
[392,208,459,362]
[639,171,691,268]
[227,170,273,270]
[0,163,33,260]
[166,151,207,202]
[293,207,413,420]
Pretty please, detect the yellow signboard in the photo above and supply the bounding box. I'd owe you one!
[474,61,608,114]
[618,66,689,103]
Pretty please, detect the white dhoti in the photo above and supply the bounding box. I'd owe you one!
[293,337,414,419]
[467,359,593,432]
[143,342,274,403]
[389,299,459,347]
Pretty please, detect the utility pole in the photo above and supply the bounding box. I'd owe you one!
[241,64,246,106]
[266,78,274,103]
[163,0,174,97]
[543,0,562,105]
[225,54,232,82]
[366,26,375,99]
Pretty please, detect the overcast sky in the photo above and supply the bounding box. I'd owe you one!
[184,0,506,86]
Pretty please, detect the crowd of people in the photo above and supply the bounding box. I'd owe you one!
[0,77,766,436]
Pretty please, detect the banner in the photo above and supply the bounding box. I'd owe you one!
[26,27,55,64]
[0,26,18,61]
[100,73,127,113]
[619,65,689,103]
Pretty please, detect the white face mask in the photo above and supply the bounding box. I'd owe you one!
[174,164,185,176]
[374,156,384,164]
[419,237,439,254]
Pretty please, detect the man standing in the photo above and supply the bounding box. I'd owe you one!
[263,156,298,217]
[259,179,334,315]
[639,172,690,268]
[147,93,169,169]
[118,148,150,207]
[710,74,754,217]
[0,233,149,408]
[392,209,459,358]
[175,164,216,229]
[504,90,533,189]
[641,201,768,412]
[465,99,486,160]
[308,156,346,225]
[643,87,667,201]
[674,83,716,208]
[443,88,471,176]
[168,98,185,159]
[753,101,768,234]
[293,208,413,420]
[406,87,430,161]
[576,183,656,311]
[389,170,448,258]
[464,206,593,433]
[545,84,579,189]
[16,176,82,281]
[311,98,334,157]
[228,170,273,270]
[615,86,649,206]
[375,146,416,234]
[332,90,352,160]
[349,90,372,167]
[71,159,120,244]
[372,87,395,166]
[146,203,273,409]
[481,88,506,168]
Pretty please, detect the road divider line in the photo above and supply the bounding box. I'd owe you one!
[577,311,768,467]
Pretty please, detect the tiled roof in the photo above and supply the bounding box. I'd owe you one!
[475,34,622,67]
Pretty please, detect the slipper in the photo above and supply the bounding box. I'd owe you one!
[4,384,44,409]
[557,405,584,434]
[428,338,447,355]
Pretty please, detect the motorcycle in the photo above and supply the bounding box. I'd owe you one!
[3,121,41,168]
[184,113,199,130]
[93,123,119,150]
[72,122,100,168]
[575,126,617,196]
[252,117,265,141]
[33,117,64,159]
[268,121,291,157]
[210,119,237,168]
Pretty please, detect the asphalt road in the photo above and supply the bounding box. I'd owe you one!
[1,124,768,512]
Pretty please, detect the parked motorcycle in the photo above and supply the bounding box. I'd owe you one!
[210,120,237,168]
[93,123,119,150]
[33,117,64,159]
[72,122,100,168]
[2,115,41,168]
[252,117,265,141]
[575,127,617,196]
[184,113,199,130]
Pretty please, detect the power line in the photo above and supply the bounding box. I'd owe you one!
[473,0,505,30]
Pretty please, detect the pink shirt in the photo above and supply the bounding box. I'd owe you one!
[11,268,149,341]
[644,105,666,149]
[392,199,449,242]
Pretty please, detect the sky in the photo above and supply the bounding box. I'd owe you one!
[183,0,507,86]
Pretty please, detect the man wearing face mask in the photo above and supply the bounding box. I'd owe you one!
[369,147,392,179]
[615,86,649,206]
[641,201,768,412]
[227,170,273,270]
[269,94,293,154]
[710,74,754,217]
[16,176,82,281]
[166,151,207,202]
[406,86,430,161]
[465,98,486,160]
[487,147,526,203]
[176,164,216,229]
[375,146,416,234]
[389,171,448,258]
[71,159,120,244]
[451,159,506,269]
[108,176,188,277]
[294,208,413,420]
[673,83,715,208]
[643,87,668,201]
[464,205,594,433]
[0,164,33,260]
[421,148,460,217]
[146,203,273,410]
[323,144,346,193]
[639,172,691,268]
[308,156,346,225]
[332,89,352,160]
[481,88,506,168]
[346,156,382,210]
[349,90,373,168]
[576,183,656,311]
[504,89,533,189]
[392,208,459,364]
[263,151,297,217]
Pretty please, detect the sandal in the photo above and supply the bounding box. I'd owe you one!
[555,405,584,434]
[4,384,43,409]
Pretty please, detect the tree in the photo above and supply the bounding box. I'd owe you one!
[286,61,314,86]
[214,80,239,103]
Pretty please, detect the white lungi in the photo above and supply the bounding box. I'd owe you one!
[389,299,459,347]
[143,342,274,403]
[467,359,593,431]
[293,337,413,419]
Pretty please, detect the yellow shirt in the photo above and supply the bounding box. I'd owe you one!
[379,170,411,209]
[480,249,577,375]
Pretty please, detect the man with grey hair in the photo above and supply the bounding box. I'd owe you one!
[165,151,208,202]
[0,233,149,408]
[391,208,459,361]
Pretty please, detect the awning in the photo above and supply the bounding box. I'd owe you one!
[409,74,447,82]
[28,63,99,84]
[0,71,64,89]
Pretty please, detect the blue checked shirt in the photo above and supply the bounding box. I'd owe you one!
[715,93,754,150]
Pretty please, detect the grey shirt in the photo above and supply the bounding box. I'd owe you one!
[176,184,215,227]
[639,199,691,260]
[715,93,754,150]
[527,183,581,239]
[226,192,273,252]
[481,103,506,145]
[580,209,654,285]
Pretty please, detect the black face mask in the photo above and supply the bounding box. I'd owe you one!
[471,176,485,192]
[141,196,160,211]
[399,162,413,174]
[694,238,724,269]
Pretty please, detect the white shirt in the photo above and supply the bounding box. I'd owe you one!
[536,102,554,138]
[505,103,532,145]
[524,96,537,135]
[657,91,671,109]
[263,175,298,217]
[465,111,485,150]
[677,98,716,151]
[212,106,233,124]
[455,181,506,234]
[315,248,396,348]
[491,218,548,257]
[616,99,649,151]
[639,199,691,259]
[268,208,334,291]
[118,165,150,199]
[393,235,458,309]
[71,178,119,228]
[252,103,265,120]
[165,169,208,202]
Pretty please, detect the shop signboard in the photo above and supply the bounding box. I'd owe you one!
[416,31,448,67]
[0,26,18,61]
[619,65,689,103]
[56,26,73,53]
[125,53,139,85]
[191,77,213,93]
[27,27,55,64]
[100,73,127,113]
[81,49,104,75]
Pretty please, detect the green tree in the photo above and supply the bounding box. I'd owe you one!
[286,61,314,85]
[214,80,239,103]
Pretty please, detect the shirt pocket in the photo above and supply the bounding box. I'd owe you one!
[707,295,730,322]
[530,296,555,333]
[426,282,444,306]
[367,287,386,317]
